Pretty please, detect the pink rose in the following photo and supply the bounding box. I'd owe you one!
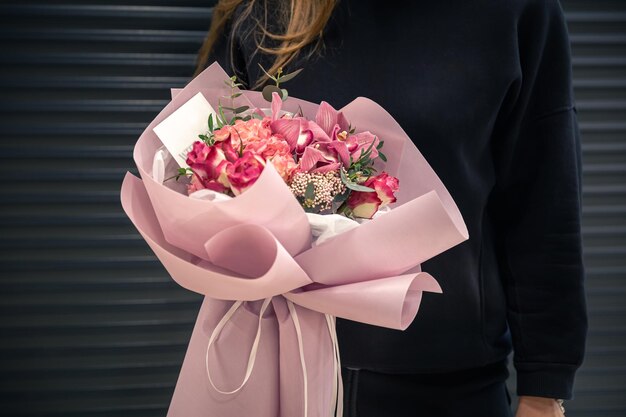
[186,140,228,181]
[187,172,228,195]
[345,172,399,219]
[185,141,230,195]
[369,172,399,206]
[224,151,266,195]
[215,136,240,163]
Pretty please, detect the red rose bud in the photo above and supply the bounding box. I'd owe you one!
[346,172,399,219]
[346,187,382,219]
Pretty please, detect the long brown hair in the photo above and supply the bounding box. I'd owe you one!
[194,0,337,89]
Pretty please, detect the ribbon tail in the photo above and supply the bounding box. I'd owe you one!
[325,314,343,417]
[286,299,309,417]
[205,297,273,394]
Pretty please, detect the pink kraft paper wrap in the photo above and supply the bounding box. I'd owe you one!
[119,62,470,417]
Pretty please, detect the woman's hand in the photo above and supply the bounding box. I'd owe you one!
[515,396,565,417]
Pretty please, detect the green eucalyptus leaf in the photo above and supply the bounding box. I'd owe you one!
[208,114,214,132]
[333,188,350,203]
[219,105,227,125]
[379,151,387,162]
[362,136,377,155]
[305,182,316,201]
[258,63,277,82]
[376,140,384,150]
[233,105,250,114]
[277,68,303,83]
[358,151,371,163]
[231,92,243,98]
[262,84,282,102]
[346,182,375,192]
[340,168,350,184]
[340,169,375,192]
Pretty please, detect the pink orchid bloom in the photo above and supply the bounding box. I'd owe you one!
[347,131,380,160]
[269,98,356,172]
[271,91,282,122]
[315,101,350,136]
[270,99,351,149]
[299,146,343,174]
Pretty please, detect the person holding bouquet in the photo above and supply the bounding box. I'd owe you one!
[193,0,587,416]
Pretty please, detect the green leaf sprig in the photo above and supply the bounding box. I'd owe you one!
[339,136,384,192]
[163,167,194,182]
[196,74,257,146]
[218,75,251,125]
[259,64,303,102]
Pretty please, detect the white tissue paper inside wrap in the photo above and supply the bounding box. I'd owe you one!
[151,148,389,245]
[152,147,171,185]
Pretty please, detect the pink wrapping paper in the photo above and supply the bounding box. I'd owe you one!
[120,62,470,417]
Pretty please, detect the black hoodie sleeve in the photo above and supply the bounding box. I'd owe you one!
[490,0,588,400]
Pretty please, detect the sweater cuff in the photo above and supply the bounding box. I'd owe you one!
[516,364,579,400]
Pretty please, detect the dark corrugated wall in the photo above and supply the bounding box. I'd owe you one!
[0,2,210,416]
[0,1,623,416]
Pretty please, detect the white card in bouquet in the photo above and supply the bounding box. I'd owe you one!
[153,92,216,168]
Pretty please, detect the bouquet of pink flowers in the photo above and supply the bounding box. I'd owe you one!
[172,71,399,221]
[120,62,469,417]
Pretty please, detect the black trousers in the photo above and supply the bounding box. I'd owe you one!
[341,359,512,417]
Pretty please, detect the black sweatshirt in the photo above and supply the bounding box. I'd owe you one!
[205,0,588,400]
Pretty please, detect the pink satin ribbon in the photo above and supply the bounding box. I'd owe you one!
[205,297,344,417]
[205,297,272,395]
